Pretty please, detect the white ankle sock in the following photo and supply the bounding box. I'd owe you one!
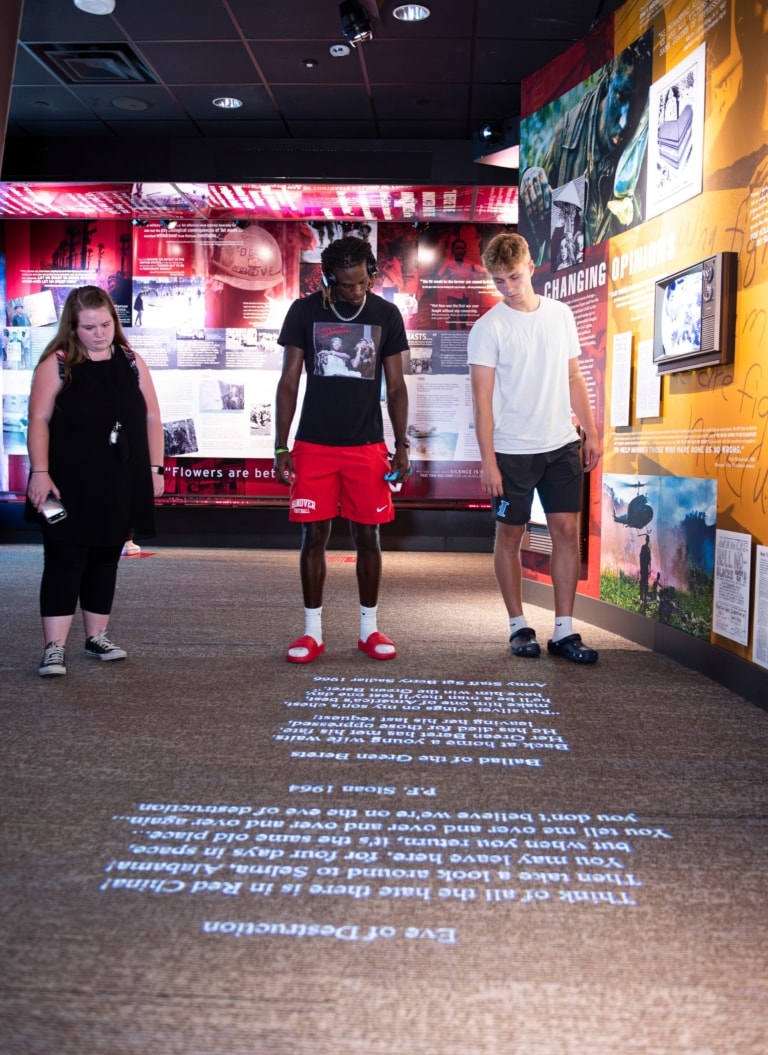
[304,606,323,644]
[360,604,378,642]
[509,616,528,636]
[552,616,573,642]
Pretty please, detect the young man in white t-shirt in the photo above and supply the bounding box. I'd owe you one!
[467,232,601,663]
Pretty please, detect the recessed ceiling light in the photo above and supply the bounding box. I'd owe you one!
[330,43,351,58]
[73,0,116,13]
[212,96,243,109]
[302,58,319,68]
[393,4,430,21]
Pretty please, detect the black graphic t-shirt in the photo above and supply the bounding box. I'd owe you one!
[278,291,408,446]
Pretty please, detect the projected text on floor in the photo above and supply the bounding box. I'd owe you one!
[278,676,566,766]
[101,802,672,915]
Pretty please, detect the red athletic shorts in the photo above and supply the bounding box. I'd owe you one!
[289,440,394,524]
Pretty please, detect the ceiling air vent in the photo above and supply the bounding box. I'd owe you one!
[29,42,157,85]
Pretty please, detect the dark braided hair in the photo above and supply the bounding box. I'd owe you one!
[320,235,376,307]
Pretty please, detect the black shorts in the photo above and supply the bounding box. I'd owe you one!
[493,441,583,525]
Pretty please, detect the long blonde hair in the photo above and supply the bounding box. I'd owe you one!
[38,285,131,386]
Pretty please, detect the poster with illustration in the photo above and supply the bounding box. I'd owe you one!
[519,30,654,266]
[601,474,717,639]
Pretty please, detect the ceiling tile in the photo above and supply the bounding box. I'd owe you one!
[271,84,372,120]
[225,0,343,40]
[10,86,95,121]
[137,42,260,85]
[116,0,239,42]
[372,83,468,122]
[364,39,471,82]
[11,48,61,86]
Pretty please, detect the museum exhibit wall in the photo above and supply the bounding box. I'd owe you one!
[516,0,767,683]
[1,0,766,693]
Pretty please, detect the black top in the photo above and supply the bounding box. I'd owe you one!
[278,290,408,446]
[28,347,156,544]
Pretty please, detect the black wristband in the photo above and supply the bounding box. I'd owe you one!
[394,437,410,449]
[151,465,164,475]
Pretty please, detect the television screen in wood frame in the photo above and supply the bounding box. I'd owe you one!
[652,251,737,375]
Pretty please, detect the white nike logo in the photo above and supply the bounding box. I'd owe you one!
[376,504,388,512]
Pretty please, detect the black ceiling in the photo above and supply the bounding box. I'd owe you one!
[9,0,623,143]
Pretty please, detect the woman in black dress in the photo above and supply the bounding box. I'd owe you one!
[26,286,165,676]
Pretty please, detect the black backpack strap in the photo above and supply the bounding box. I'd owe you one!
[121,346,140,382]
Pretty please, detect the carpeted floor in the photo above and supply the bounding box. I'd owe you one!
[1,544,766,1054]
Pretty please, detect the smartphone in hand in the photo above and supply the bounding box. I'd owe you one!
[41,495,67,524]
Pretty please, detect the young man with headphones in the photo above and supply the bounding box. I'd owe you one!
[275,235,410,663]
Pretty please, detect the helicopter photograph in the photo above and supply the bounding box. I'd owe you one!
[600,473,718,638]
[611,479,655,533]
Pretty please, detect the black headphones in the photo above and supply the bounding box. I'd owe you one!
[321,249,378,289]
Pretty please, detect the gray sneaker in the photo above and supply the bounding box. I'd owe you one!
[39,641,66,677]
[84,631,127,661]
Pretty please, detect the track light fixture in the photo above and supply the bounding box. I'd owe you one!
[131,218,149,227]
[474,116,520,169]
[232,220,250,229]
[339,0,373,46]
[478,121,503,145]
[160,219,178,230]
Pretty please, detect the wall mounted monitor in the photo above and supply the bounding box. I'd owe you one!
[652,251,737,375]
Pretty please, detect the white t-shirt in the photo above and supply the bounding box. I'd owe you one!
[466,295,581,454]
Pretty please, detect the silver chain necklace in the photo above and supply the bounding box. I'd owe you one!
[329,293,367,322]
